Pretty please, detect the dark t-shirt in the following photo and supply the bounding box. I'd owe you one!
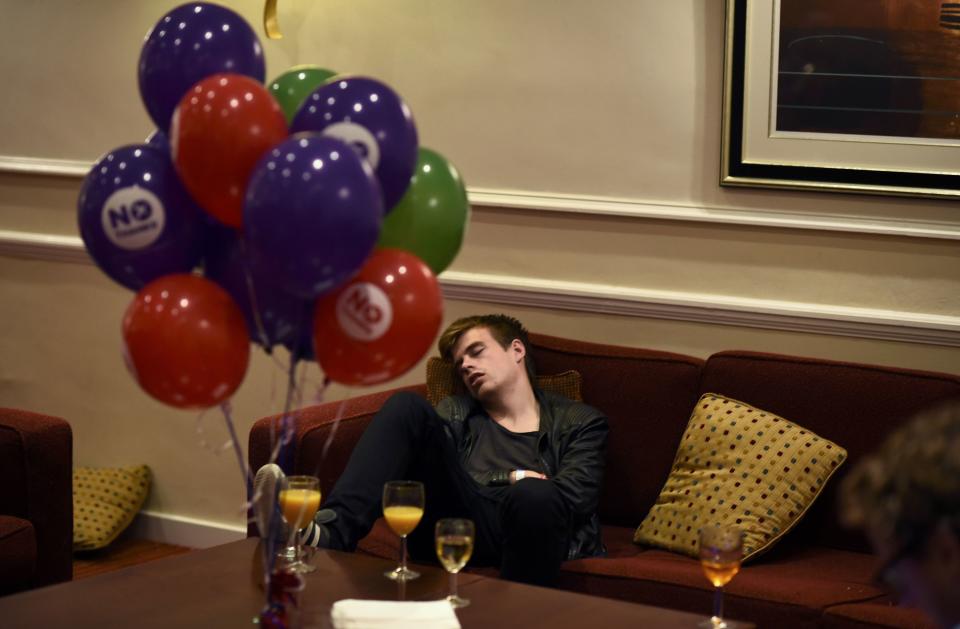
[464,414,543,489]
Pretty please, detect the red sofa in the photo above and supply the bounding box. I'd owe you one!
[0,409,73,596]
[248,334,960,628]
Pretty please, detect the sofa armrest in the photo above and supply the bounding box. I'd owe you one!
[247,384,427,536]
[0,408,72,588]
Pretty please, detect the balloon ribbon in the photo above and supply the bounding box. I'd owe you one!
[264,0,282,39]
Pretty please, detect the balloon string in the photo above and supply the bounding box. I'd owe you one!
[195,407,233,454]
[254,350,339,582]
[237,236,272,352]
[318,399,345,478]
[283,350,299,417]
[259,351,302,584]
[219,400,252,499]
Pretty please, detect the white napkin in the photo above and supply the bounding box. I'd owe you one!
[331,599,461,629]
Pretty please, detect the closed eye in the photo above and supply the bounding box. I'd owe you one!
[455,342,485,371]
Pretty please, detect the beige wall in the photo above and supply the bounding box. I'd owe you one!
[0,1,957,537]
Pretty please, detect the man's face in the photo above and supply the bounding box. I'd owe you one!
[451,326,525,401]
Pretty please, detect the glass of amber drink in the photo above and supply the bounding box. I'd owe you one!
[382,480,425,581]
[435,518,474,608]
[278,475,321,574]
[698,524,744,628]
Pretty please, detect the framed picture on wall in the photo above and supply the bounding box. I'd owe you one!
[721,0,960,199]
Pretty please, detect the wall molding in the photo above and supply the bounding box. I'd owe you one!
[0,155,90,177]
[2,154,958,240]
[129,510,246,549]
[2,228,959,347]
[468,188,960,241]
[0,230,88,263]
[440,271,960,347]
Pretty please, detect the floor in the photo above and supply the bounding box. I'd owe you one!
[72,532,193,580]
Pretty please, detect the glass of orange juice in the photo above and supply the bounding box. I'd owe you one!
[382,480,425,581]
[278,475,321,574]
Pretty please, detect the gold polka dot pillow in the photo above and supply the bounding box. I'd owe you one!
[73,465,151,551]
[425,356,582,406]
[634,394,847,561]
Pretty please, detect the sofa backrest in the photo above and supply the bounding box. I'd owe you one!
[698,351,960,554]
[529,334,704,528]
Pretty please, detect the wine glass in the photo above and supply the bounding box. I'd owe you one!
[698,524,744,629]
[278,475,321,574]
[382,480,425,581]
[435,518,475,608]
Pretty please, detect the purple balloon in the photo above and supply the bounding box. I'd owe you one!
[203,227,313,356]
[138,2,266,132]
[244,133,384,299]
[146,129,170,153]
[78,144,205,290]
[290,76,417,211]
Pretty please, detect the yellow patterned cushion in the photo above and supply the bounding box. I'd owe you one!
[425,357,582,406]
[73,465,151,551]
[634,393,847,561]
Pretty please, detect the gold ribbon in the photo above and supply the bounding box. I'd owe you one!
[264,0,282,39]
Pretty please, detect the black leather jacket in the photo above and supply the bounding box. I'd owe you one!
[436,389,609,560]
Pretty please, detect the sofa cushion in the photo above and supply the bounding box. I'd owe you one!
[821,599,938,629]
[424,356,582,406]
[699,351,960,554]
[560,525,885,627]
[634,393,847,560]
[360,521,890,627]
[73,465,151,551]
[0,515,36,595]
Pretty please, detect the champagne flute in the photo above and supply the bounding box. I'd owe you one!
[698,524,744,629]
[278,475,321,574]
[382,480,425,581]
[435,518,474,608]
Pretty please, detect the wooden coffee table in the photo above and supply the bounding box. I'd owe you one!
[0,538,721,628]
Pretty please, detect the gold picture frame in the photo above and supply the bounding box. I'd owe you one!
[721,0,960,200]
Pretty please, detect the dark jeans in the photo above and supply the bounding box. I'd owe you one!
[322,391,571,586]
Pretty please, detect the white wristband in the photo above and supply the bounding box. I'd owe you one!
[515,470,526,481]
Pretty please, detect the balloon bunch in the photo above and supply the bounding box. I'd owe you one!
[78,2,469,411]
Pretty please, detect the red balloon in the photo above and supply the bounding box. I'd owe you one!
[171,73,287,228]
[122,274,251,409]
[313,249,443,386]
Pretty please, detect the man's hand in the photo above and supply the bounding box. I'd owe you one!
[510,469,548,484]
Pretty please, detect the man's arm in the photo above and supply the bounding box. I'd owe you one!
[471,469,514,486]
[549,411,609,520]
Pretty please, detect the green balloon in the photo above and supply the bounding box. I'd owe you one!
[377,148,470,274]
[268,65,337,124]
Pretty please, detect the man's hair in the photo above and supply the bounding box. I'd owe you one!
[839,399,960,557]
[437,314,536,383]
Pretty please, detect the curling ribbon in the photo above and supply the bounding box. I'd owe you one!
[264,0,282,39]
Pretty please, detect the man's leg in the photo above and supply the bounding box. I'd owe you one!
[498,478,571,587]
[315,391,472,552]
[404,467,501,568]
